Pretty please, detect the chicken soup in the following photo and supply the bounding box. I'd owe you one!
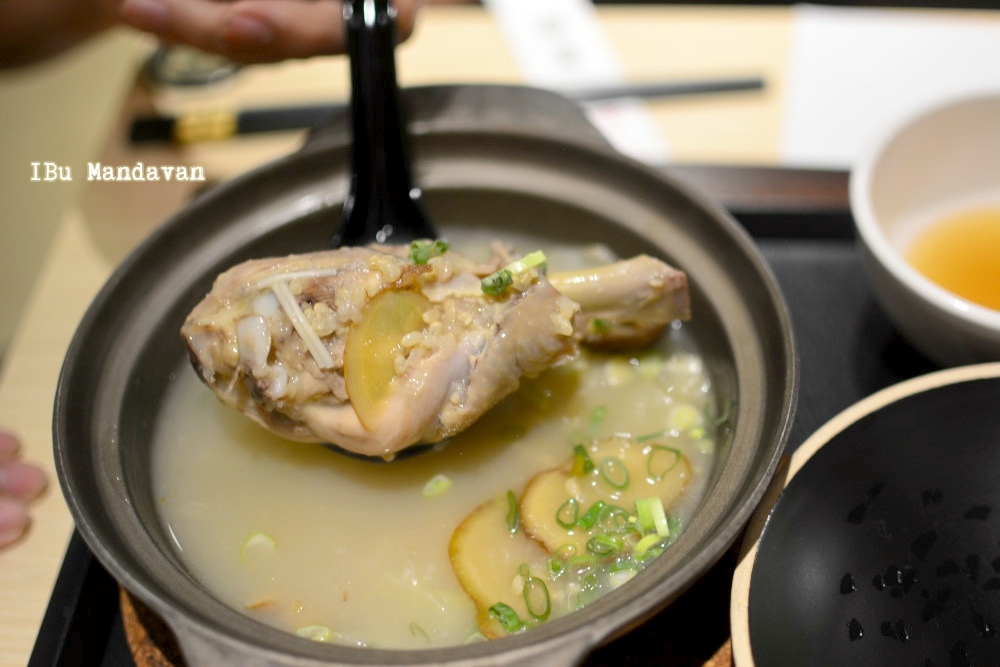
[154,238,723,648]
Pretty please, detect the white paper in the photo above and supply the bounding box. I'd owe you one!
[482,0,669,163]
[782,4,1000,169]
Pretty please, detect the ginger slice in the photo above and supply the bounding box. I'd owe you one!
[520,435,692,555]
[449,493,550,638]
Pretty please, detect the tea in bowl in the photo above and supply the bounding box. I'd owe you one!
[850,92,1000,366]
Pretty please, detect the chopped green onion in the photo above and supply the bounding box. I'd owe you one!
[295,625,332,642]
[706,398,734,427]
[488,602,524,634]
[553,543,577,561]
[646,445,681,480]
[421,473,453,498]
[576,577,603,608]
[597,504,632,534]
[567,553,597,572]
[408,239,449,264]
[580,572,600,592]
[571,444,595,476]
[586,534,624,557]
[688,426,707,440]
[480,251,547,296]
[546,556,566,579]
[669,404,702,431]
[239,531,276,561]
[634,533,663,558]
[556,498,580,529]
[577,500,608,530]
[409,622,430,642]
[481,269,513,296]
[505,250,547,274]
[505,490,520,533]
[599,457,630,490]
[522,576,552,621]
[609,556,640,574]
[589,318,610,334]
[635,497,670,537]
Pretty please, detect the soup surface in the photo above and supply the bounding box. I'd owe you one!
[153,237,720,648]
[905,205,1000,311]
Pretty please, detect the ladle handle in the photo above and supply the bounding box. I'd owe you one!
[335,0,436,247]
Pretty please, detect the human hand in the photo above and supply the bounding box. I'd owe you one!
[0,430,48,550]
[119,0,426,64]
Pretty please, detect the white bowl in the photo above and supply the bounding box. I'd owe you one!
[850,92,1000,366]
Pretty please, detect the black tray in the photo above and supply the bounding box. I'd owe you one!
[28,199,937,667]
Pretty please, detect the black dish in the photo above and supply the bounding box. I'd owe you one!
[738,366,1000,666]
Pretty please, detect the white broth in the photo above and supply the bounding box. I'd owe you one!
[153,240,719,649]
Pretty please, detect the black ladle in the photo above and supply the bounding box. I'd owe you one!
[333,0,438,248]
[327,0,438,461]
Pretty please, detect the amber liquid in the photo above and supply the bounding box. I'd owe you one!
[905,206,1000,311]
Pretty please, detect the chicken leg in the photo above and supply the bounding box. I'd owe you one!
[181,243,689,459]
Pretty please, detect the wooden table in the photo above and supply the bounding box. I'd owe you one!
[0,4,972,665]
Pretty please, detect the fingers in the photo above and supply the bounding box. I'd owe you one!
[0,429,47,503]
[0,429,19,460]
[120,0,425,64]
[0,430,46,550]
[0,499,29,550]
[0,460,48,502]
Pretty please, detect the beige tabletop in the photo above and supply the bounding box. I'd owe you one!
[0,4,976,665]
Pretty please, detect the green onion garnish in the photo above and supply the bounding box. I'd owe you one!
[635,497,670,537]
[505,250,547,274]
[646,445,681,480]
[577,500,608,530]
[505,490,520,533]
[408,239,449,264]
[609,556,640,574]
[634,533,663,559]
[522,576,552,621]
[556,498,580,529]
[480,250,547,296]
[553,543,577,561]
[422,473,453,498]
[586,533,624,557]
[706,398,734,427]
[589,318,611,334]
[481,269,513,296]
[599,456,630,490]
[295,625,332,642]
[571,444,595,476]
[668,404,702,431]
[597,503,631,534]
[409,622,430,642]
[239,531,276,561]
[488,602,524,634]
[567,553,597,572]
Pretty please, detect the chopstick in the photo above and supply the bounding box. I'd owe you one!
[128,77,764,145]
